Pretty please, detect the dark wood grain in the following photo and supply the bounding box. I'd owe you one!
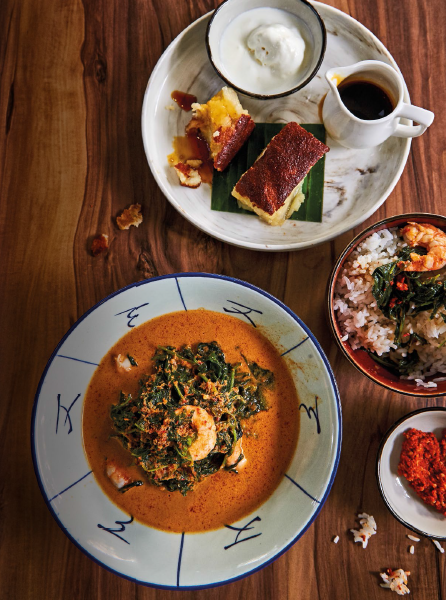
[1,0,445,598]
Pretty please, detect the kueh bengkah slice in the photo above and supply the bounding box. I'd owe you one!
[232,122,329,226]
[186,86,255,172]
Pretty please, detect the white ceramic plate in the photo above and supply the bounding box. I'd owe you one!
[32,274,341,589]
[141,3,411,251]
[377,408,446,540]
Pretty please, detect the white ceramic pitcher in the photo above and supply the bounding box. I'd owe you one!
[322,60,434,149]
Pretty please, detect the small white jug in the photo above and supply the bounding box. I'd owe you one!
[322,60,434,149]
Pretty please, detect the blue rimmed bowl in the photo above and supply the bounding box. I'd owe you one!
[31,273,341,589]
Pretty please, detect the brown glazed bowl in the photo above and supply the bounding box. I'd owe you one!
[327,213,446,397]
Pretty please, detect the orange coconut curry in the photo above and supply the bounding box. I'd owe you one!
[82,310,299,533]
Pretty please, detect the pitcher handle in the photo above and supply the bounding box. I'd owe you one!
[393,103,435,138]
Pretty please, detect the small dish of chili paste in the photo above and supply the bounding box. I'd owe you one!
[376,407,446,540]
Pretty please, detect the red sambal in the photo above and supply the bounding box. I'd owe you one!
[398,428,446,516]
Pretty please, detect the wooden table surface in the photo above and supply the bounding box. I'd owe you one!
[1,0,445,597]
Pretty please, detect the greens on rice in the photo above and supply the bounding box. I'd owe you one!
[334,227,446,384]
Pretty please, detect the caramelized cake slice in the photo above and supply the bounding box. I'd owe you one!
[232,122,329,226]
[186,87,255,172]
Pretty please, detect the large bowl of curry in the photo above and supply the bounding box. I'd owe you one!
[31,273,341,589]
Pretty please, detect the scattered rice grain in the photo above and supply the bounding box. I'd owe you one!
[415,378,437,388]
[432,539,445,553]
[409,545,414,554]
[380,569,410,595]
[350,512,376,548]
[333,535,339,544]
[407,535,420,542]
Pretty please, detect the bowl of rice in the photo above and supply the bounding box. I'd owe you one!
[328,213,446,396]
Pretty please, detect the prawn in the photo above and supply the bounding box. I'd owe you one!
[106,460,132,490]
[400,222,446,271]
[175,405,216,461]
[225,437,246,469]
[115,354,132,373]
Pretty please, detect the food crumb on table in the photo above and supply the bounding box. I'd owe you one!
[91,234,109,256]
[432,539,445,553]
[380,569,410,595]
[409,545,414,554]
[333,535,339,544]
[116,204,143,230]
[350,512,376,548]
[407,535,420,542]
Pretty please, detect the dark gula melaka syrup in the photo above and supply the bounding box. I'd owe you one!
[171,90,197,112]
[338,77,395,120]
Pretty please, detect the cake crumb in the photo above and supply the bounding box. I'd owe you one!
[91,234,109,256]
[116,204,143,230]
[185,159,202,168]
[174,163,202,188]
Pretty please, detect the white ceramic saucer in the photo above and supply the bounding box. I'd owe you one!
[141,2,411,251]
[376,408,446,540]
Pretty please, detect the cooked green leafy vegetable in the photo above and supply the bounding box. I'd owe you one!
[367,348,420,376]
[110,342,273,495]
[127,354,138,366]
[372,246,446,347]
[119,480,143,494]
[369,244,446,374]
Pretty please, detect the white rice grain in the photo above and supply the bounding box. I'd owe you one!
[350,512,376,548]
[380,569,410,595]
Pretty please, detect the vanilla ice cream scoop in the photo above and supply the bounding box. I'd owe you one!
[247,24,306,78]
[217,7,315,96]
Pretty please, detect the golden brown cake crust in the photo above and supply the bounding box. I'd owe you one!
[214,114,255,172]
[234,122,329,215]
